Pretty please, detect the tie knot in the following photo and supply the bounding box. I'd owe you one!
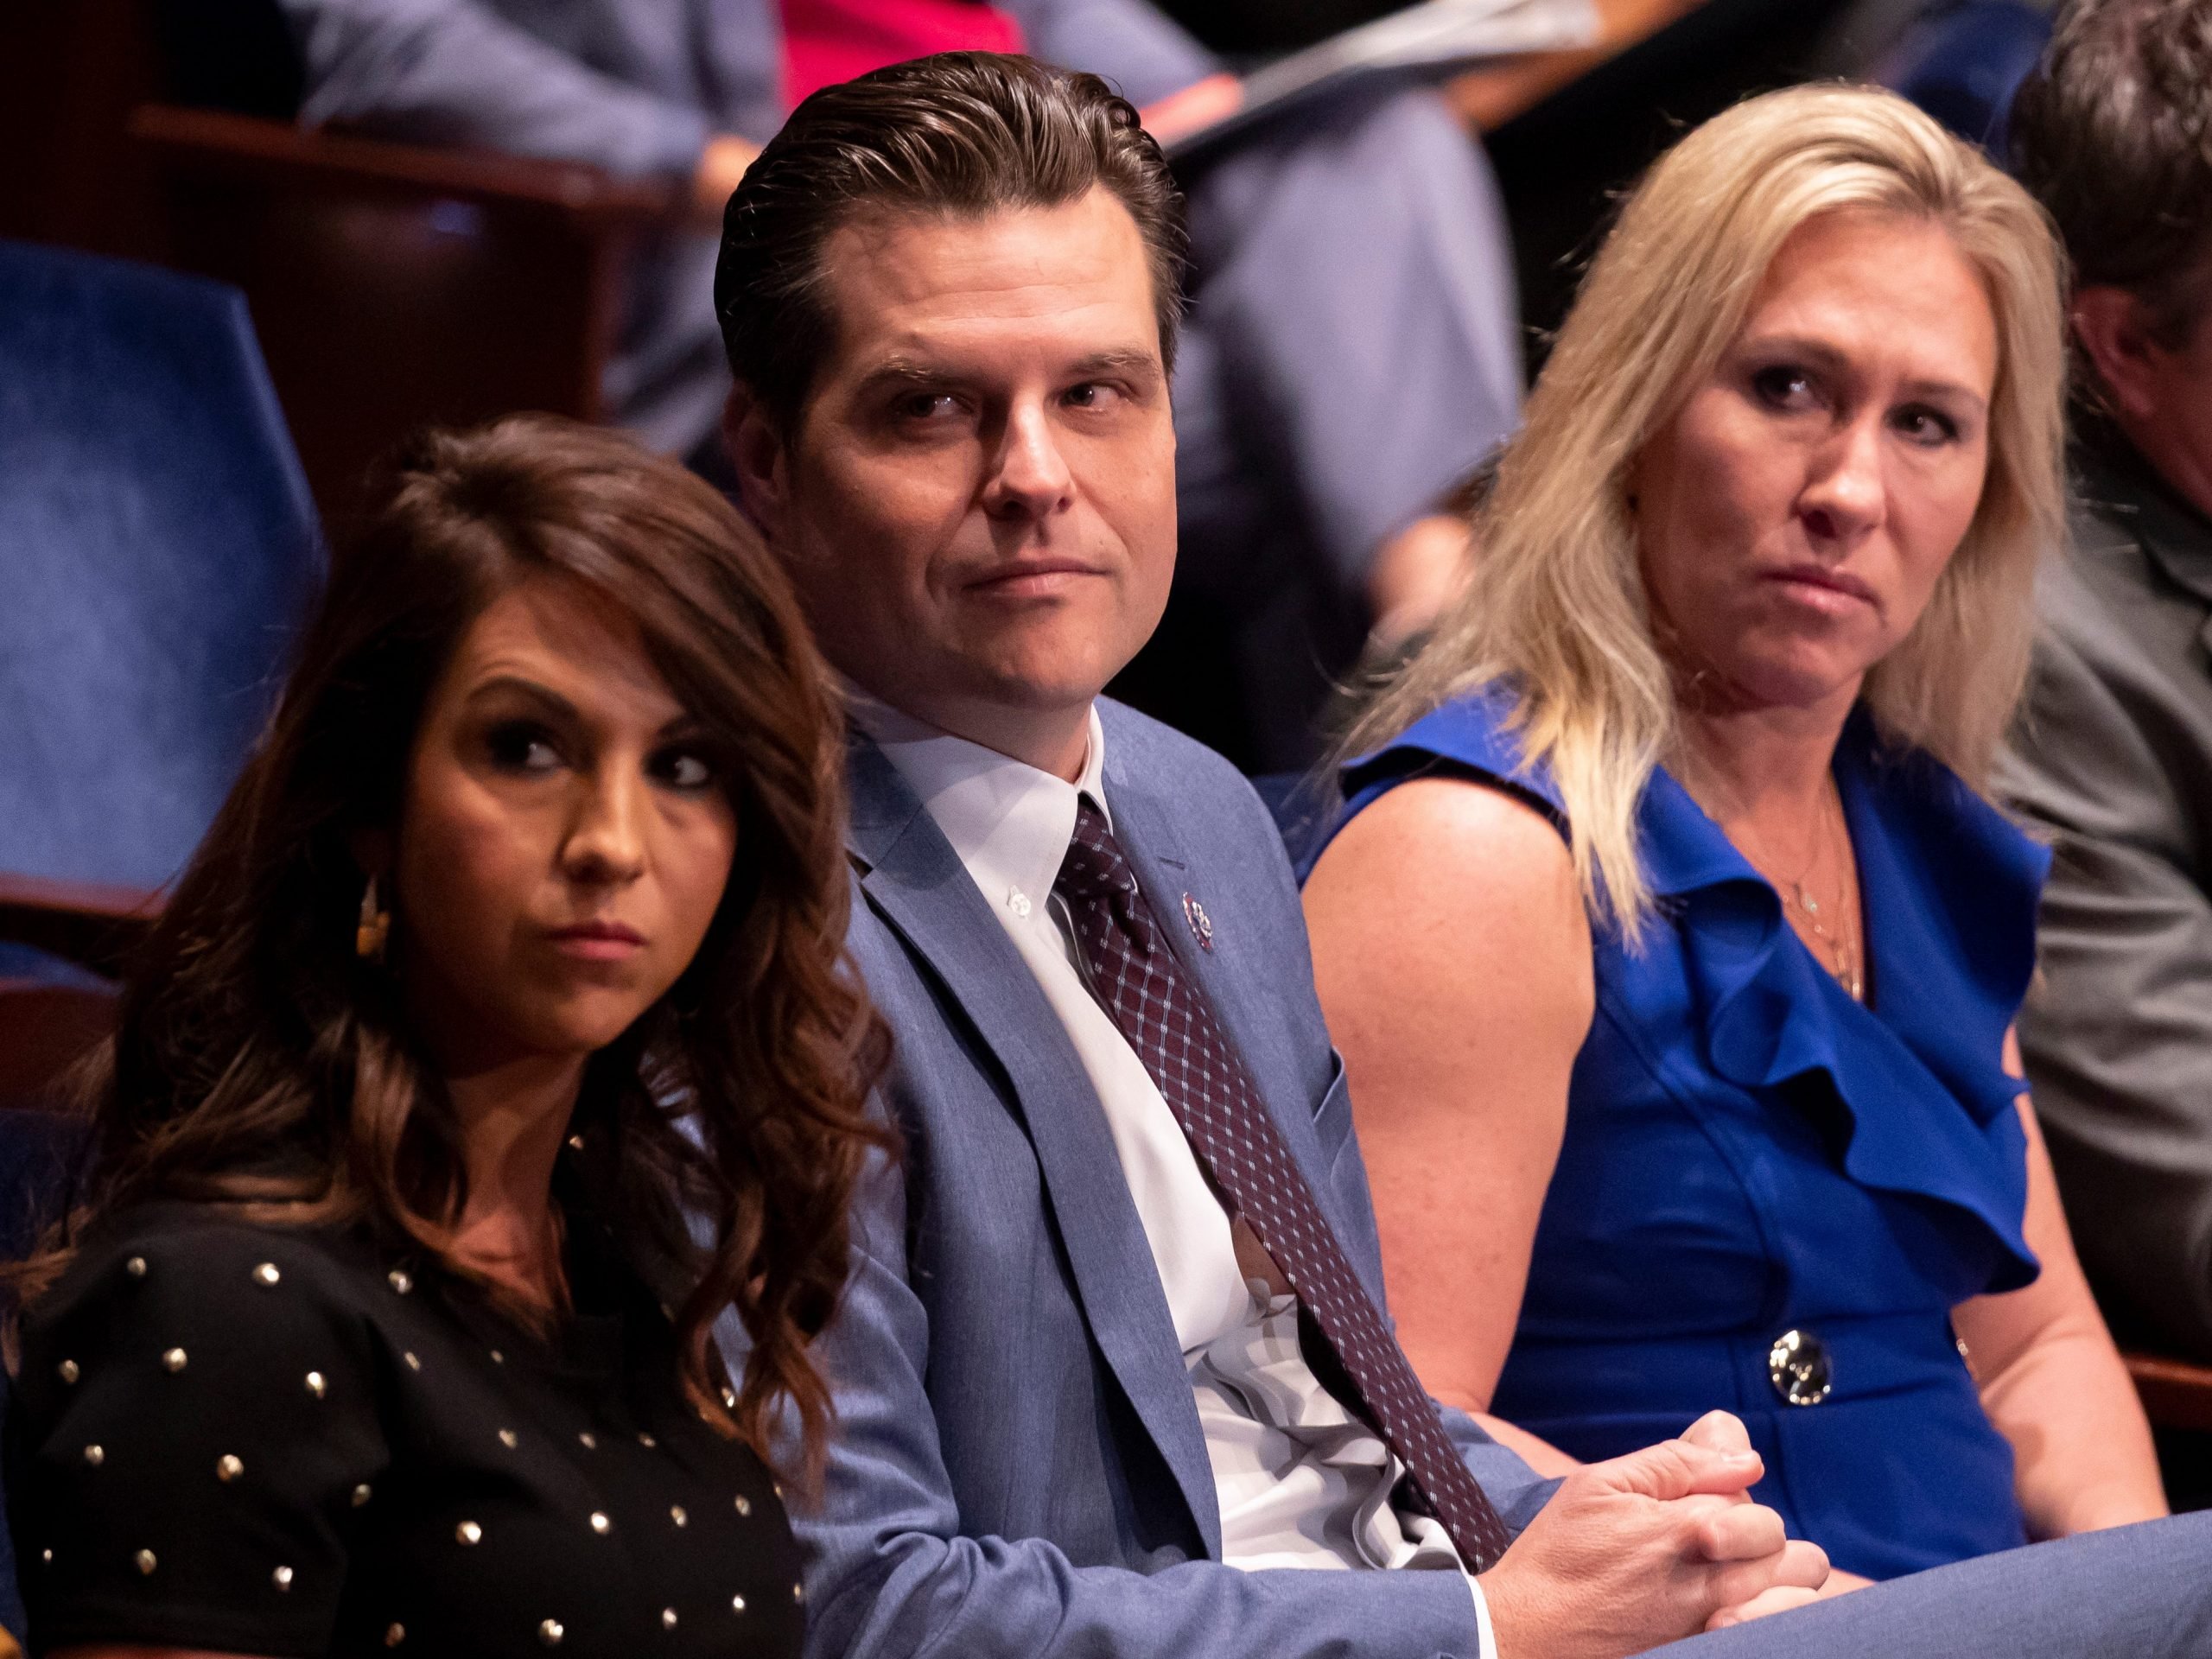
[1055,798,1139,911]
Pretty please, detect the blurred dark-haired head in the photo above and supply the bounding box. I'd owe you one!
[713,49,1186,433]
[28,414,887,1475]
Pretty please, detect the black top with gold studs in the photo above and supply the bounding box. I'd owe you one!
[5,1203,804,1659]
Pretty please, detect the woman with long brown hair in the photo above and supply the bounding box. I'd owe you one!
[4,416,887,1658]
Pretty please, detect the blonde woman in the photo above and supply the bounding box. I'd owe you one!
[1300,84,2165,1586]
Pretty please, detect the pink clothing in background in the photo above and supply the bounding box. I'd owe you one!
[779,0,1027,110]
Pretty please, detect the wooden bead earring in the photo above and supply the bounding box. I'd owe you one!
[356,874,391,963]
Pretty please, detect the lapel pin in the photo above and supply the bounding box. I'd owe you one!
[1181,893,1214,951]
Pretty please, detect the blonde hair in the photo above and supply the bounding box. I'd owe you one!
[1344,83,2067,940]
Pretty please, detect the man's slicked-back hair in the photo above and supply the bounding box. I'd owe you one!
[714,50,1188,431]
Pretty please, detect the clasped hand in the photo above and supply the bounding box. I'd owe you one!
[1479,1410,1830,1659]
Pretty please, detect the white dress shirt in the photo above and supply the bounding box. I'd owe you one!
[852,695,1495,1656]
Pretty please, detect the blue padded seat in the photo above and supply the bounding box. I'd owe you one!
[0,239,322,896]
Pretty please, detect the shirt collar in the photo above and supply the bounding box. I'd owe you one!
[844,684,1110,913]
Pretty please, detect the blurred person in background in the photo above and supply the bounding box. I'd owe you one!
[3,417,886,1657]
[1999,0,2212,1364]
[275,0,1522,766]
[1302,82,2166,1588]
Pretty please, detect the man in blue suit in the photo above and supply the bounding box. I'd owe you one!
[713,49,2212,1659]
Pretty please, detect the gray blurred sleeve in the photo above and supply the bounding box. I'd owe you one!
[996,0,1217,107]
[2002,562,2212,1357]
[276,0,712,179]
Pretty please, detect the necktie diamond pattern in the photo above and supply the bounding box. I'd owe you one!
[1054,798,1512,1572]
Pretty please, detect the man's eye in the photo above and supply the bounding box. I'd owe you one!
[1064,382,1128,411]
[486,721,563,773]
[893,391,960,422]
[651,748,716,791]
[1751,365,1817,410]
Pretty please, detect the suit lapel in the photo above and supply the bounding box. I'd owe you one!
[846,737,1223,1554]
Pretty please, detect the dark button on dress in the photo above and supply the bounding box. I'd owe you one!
[6,1204,803,1659]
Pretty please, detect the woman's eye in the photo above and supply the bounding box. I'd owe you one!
[1893,404,1961,446]
[652,749,716,791]
[486,721,563,773]
[1751,365,1817,410]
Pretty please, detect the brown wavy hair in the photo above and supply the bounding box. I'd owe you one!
[16,415,889,1478]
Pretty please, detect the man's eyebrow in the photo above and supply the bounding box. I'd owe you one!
[1066,349,1163,381]
[853,348,1164,394]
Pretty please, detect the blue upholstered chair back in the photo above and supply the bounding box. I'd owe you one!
[1878,1,2053,157]
[0,240,322,895]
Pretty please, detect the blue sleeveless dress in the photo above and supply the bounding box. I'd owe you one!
[1311,687,2049,1580]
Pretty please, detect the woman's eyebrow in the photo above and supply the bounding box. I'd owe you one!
[463,674,579,721]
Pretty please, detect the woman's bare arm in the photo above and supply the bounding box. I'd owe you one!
[1951,1032,2167,1538]
[1303,776,1594,1421]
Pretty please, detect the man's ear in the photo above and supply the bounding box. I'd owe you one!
[722,383,791,543]
[2072,285,2165,426]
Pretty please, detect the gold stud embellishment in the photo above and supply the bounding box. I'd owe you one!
[134,1548,157,1574]
[489,1349,505,1364]
[305,1371,327,1399]
[731,1594,746,1614]
[83,1445,105,1467]
[353,1484,373,1507]
[670,1505,688,1528]
[253,1262,281,1287]
[218,1455,244,1483]
[734,1496,752,1517]
[57,1359,79,1385]
[661,1609,678,1630]
[388,1268,413,1295]
[404,1351,421,1372]
[588,1512,611,1536]
[385,1624,406,1647]
[792,1583,805,1605]
[537,1618,564,1647]
[499,1428,518,1450]
[162,1347,188,1373]
[577,1432,597,1450]
[455,1520,482,1546]
[272,1565,295,1592]
[636,1432,657,1448]
[39,1550,52,1565]
[125,1255,147,1279]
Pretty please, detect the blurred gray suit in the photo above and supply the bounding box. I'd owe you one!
[1999,434,2212,1358]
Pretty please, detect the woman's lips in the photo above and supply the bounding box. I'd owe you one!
[1762,563,1878,613]
[964,560,1105,600]
[546,920,645,960]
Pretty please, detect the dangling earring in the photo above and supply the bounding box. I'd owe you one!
[356,874,391,963]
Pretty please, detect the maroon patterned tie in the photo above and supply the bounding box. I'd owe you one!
[1054,798,1512,1572]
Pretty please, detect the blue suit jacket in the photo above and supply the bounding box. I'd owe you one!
[792,699,1554,1659]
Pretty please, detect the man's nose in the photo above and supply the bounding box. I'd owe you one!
[982,403,1075,519]
[1800,414,1886,544]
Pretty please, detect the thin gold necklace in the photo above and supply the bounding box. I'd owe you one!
[1730,783,1866,1002]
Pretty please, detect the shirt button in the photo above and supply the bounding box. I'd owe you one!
[1007,888,1033,918]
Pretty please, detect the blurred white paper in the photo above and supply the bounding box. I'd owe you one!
[1164,0,1600,160]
